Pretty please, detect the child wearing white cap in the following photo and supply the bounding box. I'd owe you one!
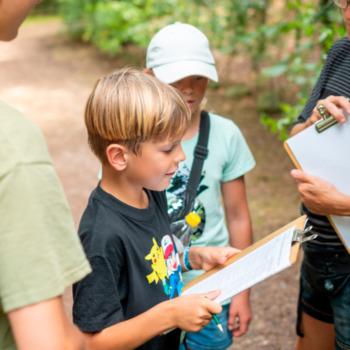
[146,22,256,350]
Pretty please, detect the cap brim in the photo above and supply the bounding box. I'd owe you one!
[153,60,218,84]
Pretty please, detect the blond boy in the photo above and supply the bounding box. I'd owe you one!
[72,68,238,350]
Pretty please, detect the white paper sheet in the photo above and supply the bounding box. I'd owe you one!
[285,112,350,251]
[182,226,296,303]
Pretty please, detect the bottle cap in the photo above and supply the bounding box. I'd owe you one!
[185,212,201,227]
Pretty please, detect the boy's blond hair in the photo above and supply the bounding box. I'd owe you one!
[85,67,191,163]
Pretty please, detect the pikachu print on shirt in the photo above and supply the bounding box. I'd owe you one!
[145,235,183,298]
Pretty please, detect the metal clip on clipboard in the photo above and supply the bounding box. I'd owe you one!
[292,225,317,245]
[315,105,338,133]
[315,98,350,133]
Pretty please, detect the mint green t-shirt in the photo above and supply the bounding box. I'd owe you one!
[167,113,255,285]
[0,102,91,350]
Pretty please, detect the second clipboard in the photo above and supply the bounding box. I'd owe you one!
[284,110,350,253]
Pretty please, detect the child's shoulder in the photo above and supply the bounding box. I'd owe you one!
[80,187,167,239]
[79,185,125,239]
[209,112,235,125]
[208,112,242,134]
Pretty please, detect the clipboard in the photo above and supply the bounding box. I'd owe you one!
[284,109,350,252]
[182,216,314,302]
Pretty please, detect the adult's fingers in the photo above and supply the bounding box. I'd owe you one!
[290,169,312,184]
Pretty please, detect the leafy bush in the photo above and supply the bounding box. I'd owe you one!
[58,0,176,52]
[31,0,60,15]
[260,0,345,139]
[57,0,345,138]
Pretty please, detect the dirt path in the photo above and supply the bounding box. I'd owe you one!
[0,19,303,349]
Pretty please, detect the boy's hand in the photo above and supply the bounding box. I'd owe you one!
[171,289,222,332]
[228,290,252,337]
[188,246,240,271]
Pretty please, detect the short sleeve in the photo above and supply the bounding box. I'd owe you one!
[221,121,255,182]
[73,255,123,332]
[0,163,91,313]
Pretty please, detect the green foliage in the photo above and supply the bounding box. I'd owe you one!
[31,0,59,15]
[261,99,306,140]
[225,85,252,98]
[57,0,272,55]
[260,1,344,140]
[58,0,176,52]
[257,91,282,114]
[57,0,346,139]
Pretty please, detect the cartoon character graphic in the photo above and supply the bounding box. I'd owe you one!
[145,238,169,294]
[167,164,208,198]
[161,235,183,298]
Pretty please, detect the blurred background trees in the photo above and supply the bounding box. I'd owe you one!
[35,0,345,139]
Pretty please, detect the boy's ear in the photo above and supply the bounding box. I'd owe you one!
[106,143,128,171]
[144,68,155,77]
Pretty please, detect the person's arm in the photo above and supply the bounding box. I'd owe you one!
[82,289,222,350]
[291,169,350,216]
[8,296,85,350]
[220,176,253,337]
[291,95,350,136]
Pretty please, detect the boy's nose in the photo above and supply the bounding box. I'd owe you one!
[175,145,186,163]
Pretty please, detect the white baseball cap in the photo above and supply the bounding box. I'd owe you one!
[146,22,218,84]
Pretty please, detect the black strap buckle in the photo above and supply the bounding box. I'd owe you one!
[194,144,208,160]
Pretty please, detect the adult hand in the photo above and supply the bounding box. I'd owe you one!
[309,95,350,126]
[291,95,350,136]
[291,169,350,216]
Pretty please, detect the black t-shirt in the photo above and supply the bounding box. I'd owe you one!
[295,37,350,254]
[73,184,183,349]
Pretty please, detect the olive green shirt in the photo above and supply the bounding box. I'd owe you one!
[0,101,91,349]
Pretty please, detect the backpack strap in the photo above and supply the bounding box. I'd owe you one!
[186,110,210,210]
